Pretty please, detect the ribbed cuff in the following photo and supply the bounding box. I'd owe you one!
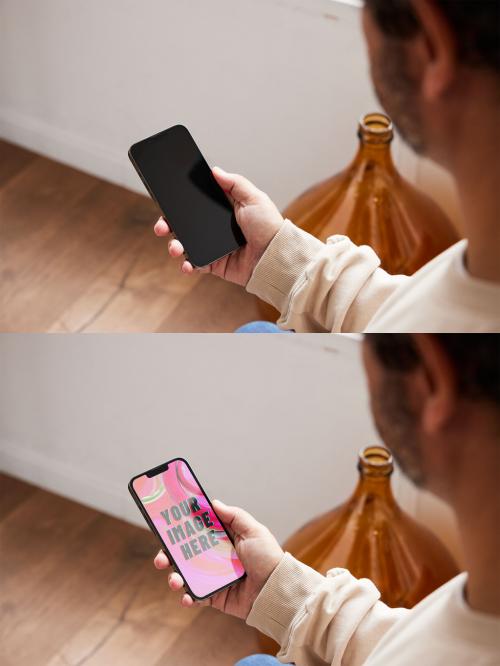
[246,552,325,646]
[246,220,325,313]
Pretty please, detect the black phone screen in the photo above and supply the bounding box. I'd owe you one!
[128,125,246,267]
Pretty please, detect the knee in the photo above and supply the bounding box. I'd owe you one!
[235,655,280,666]
[235,321,287,333]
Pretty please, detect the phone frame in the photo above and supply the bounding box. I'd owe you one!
[128,456,246,601]
[128,125,245,268]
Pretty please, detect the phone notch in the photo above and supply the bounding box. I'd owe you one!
[146,461,169,477]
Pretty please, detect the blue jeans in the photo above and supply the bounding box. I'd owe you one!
[235,656,282,666]
[235,321,291,333]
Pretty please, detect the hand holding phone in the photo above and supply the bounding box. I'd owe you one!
[154,498,284,619]
[154,166,285,286]
[129,457,283,616]
[129,457,246,600]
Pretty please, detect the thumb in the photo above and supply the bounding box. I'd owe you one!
[212,167,263,206]
[212,499,263,539]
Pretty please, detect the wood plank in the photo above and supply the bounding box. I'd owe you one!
[0,157,100,318]
[0,139,37,187]
[0,140,263,332]
[59,227,203,333]
[0,489,161,664]
[154,607,260,666]
[1,172,152,330]
[0,472,37,521]
[0,475,260,666]
[46,562,203,666]
[157,274,263,333]
[0,488,100,664]
[0,156,99,253]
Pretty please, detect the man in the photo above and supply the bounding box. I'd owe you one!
[154,0,500,332]
[155,334,500,664]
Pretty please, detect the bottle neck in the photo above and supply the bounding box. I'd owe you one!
[351,445,398,506]
[352,138,396,171]
[352,472,397,504]
[352,112,397,172]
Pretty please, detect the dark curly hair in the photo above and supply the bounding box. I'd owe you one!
[364,0,500,73]
[366,334,500,406]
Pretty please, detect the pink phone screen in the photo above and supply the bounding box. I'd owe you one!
[132,458,244,598]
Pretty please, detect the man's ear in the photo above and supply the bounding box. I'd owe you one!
[410,0,459,100]
[411,334,459,435]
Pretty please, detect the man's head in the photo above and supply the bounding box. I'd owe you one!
[362,334,500,496]
[362,0,500,160]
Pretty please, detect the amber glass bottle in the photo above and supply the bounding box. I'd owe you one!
[284,113,459,274]
[259,445,459,654]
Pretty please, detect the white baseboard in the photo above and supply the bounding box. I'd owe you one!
[0,105,144,195]
[0,436,142,527]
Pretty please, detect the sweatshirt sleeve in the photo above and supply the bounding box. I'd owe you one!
[246,553,409,666]
[245,220,409,332]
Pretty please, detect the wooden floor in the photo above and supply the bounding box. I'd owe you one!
[0,139,264,332]
[0,473,261,666]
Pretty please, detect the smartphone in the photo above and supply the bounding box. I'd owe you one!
[128,457,245,600]
[128,125,246,267]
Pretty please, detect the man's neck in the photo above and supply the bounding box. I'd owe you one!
[455,156,500,284]
[450,439,500,615]
[442,86,500,283]
[429,78,500,283]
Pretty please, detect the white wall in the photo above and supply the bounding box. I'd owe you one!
[0,334,461,561]
[0,334,372,541]
[0,0,439,212]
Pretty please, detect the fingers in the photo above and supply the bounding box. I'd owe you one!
[165,241,195,272]
[154,550,171,569]
[180,593,211,607]
[153,550,191,594]
[181,593,195,608]
[154,552,184,590]
[154,549,211,609]
[154,217,185,258]
[168,571,185,592]
[167,572,199,607]
[154,217,170,236]
[154,217,198,275]
[154,552,191,596]
[168,238,184,258]
[212,167,263,206]
[181,260,195,275]
[212,499,263,539]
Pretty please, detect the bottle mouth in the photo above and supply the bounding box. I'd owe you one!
[358,445,394,476]
[358,112,394,144]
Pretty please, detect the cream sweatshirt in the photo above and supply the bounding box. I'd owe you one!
[247,553,500,666]
[246,221,500,332]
